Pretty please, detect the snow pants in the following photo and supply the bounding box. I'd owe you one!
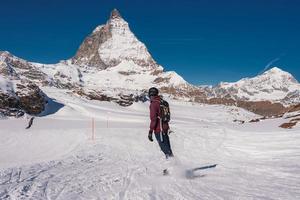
[154,132,174,158]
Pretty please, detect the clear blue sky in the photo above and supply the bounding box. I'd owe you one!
[1,0,299,85]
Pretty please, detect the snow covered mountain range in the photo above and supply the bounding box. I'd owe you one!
[0,9,299,117]
[209,67,300,105]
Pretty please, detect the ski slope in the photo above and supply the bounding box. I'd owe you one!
[0,88,300,200]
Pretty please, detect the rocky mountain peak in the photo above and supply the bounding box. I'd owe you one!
[110,9,122,20]
[0,51,10,57]
[0,52,21,78]
[0,51,29,65]
[262,67,298,84]
[263,67,290,76]
[71,9,158,70]
[0,51,13,63]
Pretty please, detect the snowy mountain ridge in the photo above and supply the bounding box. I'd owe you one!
[211,67,300,105]
[0,9,299,117]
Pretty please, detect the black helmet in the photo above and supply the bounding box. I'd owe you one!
[148,87,159,97]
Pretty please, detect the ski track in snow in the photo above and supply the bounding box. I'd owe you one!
[1,93,300,200]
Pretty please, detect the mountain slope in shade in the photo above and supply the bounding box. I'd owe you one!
[210,67,300,105]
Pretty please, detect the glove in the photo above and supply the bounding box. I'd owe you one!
[148,130,153,142]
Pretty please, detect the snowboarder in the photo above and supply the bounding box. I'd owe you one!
[147,87,174,159]
[25,117,35,129]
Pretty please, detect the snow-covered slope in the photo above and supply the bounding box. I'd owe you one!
[212,67,300,105]
[0,90,299,199]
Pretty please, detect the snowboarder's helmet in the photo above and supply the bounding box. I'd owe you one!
[148,87,159,97]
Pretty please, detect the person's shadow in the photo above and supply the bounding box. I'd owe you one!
[185,164,217,179]
[39,97,64,117]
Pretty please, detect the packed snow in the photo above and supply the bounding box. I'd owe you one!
[1,88,299,200]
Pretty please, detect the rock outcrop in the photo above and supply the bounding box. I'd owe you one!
[0,80,47,117]
[0,51,49,85]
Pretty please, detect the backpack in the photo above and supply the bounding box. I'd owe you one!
[160,99,170,123]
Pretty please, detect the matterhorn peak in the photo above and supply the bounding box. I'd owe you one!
[110,8,122,20]
[71,9,158,70]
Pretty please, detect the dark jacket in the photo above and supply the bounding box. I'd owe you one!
[149,96,169,134]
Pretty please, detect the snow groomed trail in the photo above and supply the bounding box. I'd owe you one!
[1,93,300,200]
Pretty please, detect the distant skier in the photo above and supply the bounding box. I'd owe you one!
[26,117,35,129]
[148,87,174,159]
